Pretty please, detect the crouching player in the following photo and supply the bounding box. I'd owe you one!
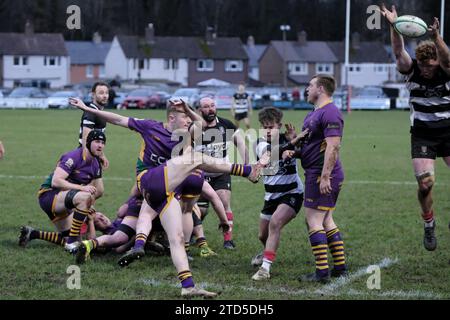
[251,108,307,281]
[19,130,107,253]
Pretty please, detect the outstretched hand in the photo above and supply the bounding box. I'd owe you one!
[285,123,297,141]
[380,3,398,25]
[69,97,88,111]
[218,222,232,234]
[290,128,310,147]
[428,17,440,39]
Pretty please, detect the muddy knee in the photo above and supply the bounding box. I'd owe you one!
[416,171,435,195]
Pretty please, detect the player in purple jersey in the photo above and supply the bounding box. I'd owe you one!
[286,75,348,283]
[69,97,267,298]
[382,4,450,251]
[19,130,108,253]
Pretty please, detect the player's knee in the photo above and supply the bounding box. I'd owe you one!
[168,230,184,247]
[269,219,282,232]
[417,172,435,193]
[73,191,93,209]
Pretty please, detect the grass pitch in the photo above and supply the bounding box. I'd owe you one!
[1,108,450,300]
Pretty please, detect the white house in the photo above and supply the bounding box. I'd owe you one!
[105,24,189,86]
[105,24,249,87]
[0,22,69,88]
[327,33,396,88]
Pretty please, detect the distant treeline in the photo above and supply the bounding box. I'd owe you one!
[0,0,445,43]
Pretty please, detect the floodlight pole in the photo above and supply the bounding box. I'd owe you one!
[441,0,445,38]
[344,0,351,113]
[280,24,291,93]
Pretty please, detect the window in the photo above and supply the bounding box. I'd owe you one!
[139,59,145,70]
[22,57,28,66]
[165,59,179,70]
[225,60,243,72]
[86,65,93,78]
[99,65,105,78]
[197,59,214,72]
[316,63,333,74]
[13,57,20,66]
[44,56,59,67]
[348,64,362,73]
[288,62,308,75]
[14,56,28,66]
[374,64,388,73]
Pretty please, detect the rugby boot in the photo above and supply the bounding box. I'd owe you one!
[18,226,34,247]
[118,246,145,267]
[223,240,236,250]
[251,252,264,267]
[181,286,218,299]
[251,267,270,281]
[298,272,330,284]
[423,221,437,251]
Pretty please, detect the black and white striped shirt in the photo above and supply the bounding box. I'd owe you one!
[78,103,107,146]
[256,134,304,201]
[233,92,250,114]
[405,59,450,138]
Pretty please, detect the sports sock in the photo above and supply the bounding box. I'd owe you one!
[309,229,329,278]
[230,164,252,177]
[133,233,147,250]
[67,208,89,244]
[178,270,195,288]
[326,228,346,271]
[30,230,65,246]
[85,239,99,252]
[422,210,434,228]
[261,250,276,272]
[195,237,208,248]
[224,212,234,241]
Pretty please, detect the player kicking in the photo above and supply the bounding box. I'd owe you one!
[251,107,307,281]
[70,97,267,298]
[381,4,450,251]
[286,75,348,283]
[19,130,107,253]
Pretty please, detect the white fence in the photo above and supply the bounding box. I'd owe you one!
[0,98,48,109]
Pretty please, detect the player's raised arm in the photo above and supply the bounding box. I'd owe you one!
[429,17,450,75]
[69,98,130,129]
[381,4,412,73]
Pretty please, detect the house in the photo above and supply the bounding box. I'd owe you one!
[105,24,248,86]
[66,33,111,84]
[259,31,339,88]
[243,36,267,81]
[0,21,69,88]
[327,33,396,88]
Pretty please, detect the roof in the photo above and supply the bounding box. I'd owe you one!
[288,75,312,85]
[243,44,267,67]
[271,40,338,63]
[116,36,248,60]
[0,33,67,56]
[66,41,111,64]
[327,41,393,63]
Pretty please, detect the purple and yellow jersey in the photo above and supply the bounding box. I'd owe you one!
[128,118,183,172]
[40,148,102,189]
[300,101,344,175]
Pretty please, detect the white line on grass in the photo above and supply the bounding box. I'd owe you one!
[315,257,399,295]
[140,256,442,299]
[2,174,449,186]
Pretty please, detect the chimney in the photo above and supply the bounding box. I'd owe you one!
[145,23,155,44]
[247,35,255,47]
[206,26,215,45]
[92,32,102,44]
[351,32,361,50]
[297,31,307,46]
[24,20,34,36]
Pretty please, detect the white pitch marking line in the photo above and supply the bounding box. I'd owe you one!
[2,174,449,187]
[315,257,399,295]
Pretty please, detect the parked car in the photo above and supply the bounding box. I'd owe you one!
[8,87,48,98]
[172,88,200,107]
[148,91,171,109]
[47,91,79,109]
[354,86,388,98]
[114,91,128,109]
[122,88,154,109]
[215,88,235,109]
[259,87,282,101]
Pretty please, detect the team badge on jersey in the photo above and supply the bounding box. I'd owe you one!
[65,158,74,169]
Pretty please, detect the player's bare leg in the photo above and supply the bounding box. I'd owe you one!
[413,158,437,251]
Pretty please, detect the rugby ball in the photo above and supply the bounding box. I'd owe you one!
[394,15,428,38]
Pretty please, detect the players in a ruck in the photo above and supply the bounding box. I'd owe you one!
[69,97,268,298]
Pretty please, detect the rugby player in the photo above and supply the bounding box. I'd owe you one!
[196,96,249,249]
[19,130,107,253]
[286,75,347,283]
[381,4,450,251]
[70,97,267,298]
